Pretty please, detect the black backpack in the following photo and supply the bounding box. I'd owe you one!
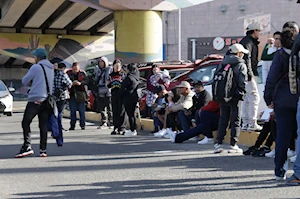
[212,63,236,103]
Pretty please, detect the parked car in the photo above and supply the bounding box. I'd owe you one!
[0,80,15,116]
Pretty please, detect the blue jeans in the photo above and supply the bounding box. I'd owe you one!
[153,116,163,131]
[69,97,86,128]
[274,106,297,177]
[178,110,193,131]
[175,110,219,143]
[294,99,300,179]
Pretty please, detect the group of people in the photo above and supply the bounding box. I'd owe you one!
[14,20,300,185]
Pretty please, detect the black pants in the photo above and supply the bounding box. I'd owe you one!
[56,100,66,126]
[166,112,180,131]
[111,93,125,131]
[22,102,50,150]
[96,96,112,124]
[124,99,137,131]
[217,100,241,146]
[254,119,275,148]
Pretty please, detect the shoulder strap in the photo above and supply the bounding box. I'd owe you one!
[40,64,50,95]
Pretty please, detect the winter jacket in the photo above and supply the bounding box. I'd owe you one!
[170,91,194,113]
[67,69,89,97]
[219,54,247,101]
[261,43,277,61]
[190,90,212,114]
[264,48,298,109]
[201,100,220,115]
[119,66,140,103]
[290,33,300,94]
[22,59,54,102]
[240,35,260,80]
[93,57,113,97]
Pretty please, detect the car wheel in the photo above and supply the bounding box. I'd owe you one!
[5,112,12,116]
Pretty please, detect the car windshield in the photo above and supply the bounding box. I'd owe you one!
[188,65,218,83]
[0,81,7,91]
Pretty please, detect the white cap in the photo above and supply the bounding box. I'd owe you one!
[176,81,191,89]
[229,44,249,54]
[246,23,261,31]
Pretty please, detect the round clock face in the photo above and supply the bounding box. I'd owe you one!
[213,37,225,51]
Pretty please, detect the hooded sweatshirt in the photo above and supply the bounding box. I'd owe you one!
[93,57,112,97]
[219,54,247,101]
[22,59,54,102]
[119,65,140,103]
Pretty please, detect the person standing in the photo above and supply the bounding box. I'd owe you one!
[53,63,72,132]
[119,63,140,137]
[108,60,126,135]
[67,62,89,130]
[214,44,247,154]
[15,48,54,158]
[93,56,113,129]
[240,23,262,131]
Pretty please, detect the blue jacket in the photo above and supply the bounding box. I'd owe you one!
[264,48,298,109]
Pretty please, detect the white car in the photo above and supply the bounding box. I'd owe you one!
[0,80,15,116]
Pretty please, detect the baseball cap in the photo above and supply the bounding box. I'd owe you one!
[246,23,261,31]
[176,81,191,89]
[32,48,47,59]
[229,44,249,54]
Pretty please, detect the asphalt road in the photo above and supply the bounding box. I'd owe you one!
[0,112,299,199]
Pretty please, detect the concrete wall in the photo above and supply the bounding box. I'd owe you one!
[0,68,28,80]
[164,0,300,60]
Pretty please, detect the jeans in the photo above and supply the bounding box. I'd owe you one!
[217,100,241,146]
[178,110,193,131]
[293,98,300,179]
[195,110,201,125]
[96,96,112,124]
[22,102,50,150]
[242,77,260,125]
[153,116,163,131]
[69,97,86,128]
[274,106,297,177]
[175,110,219,143]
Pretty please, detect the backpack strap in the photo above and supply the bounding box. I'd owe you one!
[40,64,50,95]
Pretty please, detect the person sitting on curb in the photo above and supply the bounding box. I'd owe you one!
[152,85,168,133]
[169,100,220,144]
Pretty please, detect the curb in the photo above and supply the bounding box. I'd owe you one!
[63,110,262,147]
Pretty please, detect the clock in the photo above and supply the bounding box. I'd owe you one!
[213,37,225,51]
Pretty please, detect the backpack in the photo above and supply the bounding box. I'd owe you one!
[212,63,236,103]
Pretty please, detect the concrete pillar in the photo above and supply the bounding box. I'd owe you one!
[114,10,163,63]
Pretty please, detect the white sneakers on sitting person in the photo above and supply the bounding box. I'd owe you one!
[197,136,214,145]
[265,149,296,159]
[124,130,137,137]
[265,149,275,158]
[169,132,177,143]
[163,128,175,139]
[154,129,167,138]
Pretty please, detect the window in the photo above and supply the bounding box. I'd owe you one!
[0,81,7,91]
[188,65,218,83]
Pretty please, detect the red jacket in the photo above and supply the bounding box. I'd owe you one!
[201,100,220,115]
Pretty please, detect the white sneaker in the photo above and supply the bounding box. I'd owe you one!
[241,124,248,131]
[169,132,177,143]
[265,150,275,158]
[287,149,297,158]
[189,136,199,141]
[247,123,263,131]
[290,155,297,163]
[275,175,286,181]
[154,129,166,138]
[214,144,224,154]
[163,128,173,139]
[197,136,214,145]
[275,160,288,181]
[97,122,108,129]
[124,130,137,137]
[228,145,243,153]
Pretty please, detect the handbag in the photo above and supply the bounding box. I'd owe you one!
[75,90,87,103]
[40,64,56,113]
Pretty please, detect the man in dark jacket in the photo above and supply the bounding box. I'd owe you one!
[240,23,262,132]
[214,44,247,154]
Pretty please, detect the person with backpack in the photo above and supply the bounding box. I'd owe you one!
[93,57,113,129]
[107,59,126,135]
[15,48,54,158]
[264,29,298,181]
[213,44,247,154]
[240,23,262,132]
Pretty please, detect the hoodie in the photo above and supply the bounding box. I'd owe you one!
[22,59,54,102]
[93,57,112,97]
[119,65,140,103]
[219,54,247,101]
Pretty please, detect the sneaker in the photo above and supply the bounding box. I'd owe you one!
[62,128,69,133]
[97,122,108,129]
[189,136,199,141]
[243,146,257,156]
[124,130,137,137]
[290,155,297,163]
[154,129,166,138]
[287,149,297,158]
[119,130,125,135]
[15,146,34,158]
[69,127,75,131]
[265,150,275,158]
[241,124,248,131]
[275,162,288,181]
[163,128,174,139]
[214,144,224,154]
[247,123,263,131]
[169,132,177,143]
[81,126,85,130]
[197,136,214,145]
[275,175,287,181]
[111,129,120,135]
[40,150,47,157]
[286,174,300,186]
[228,145,243,153]
[252,146,271,157]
